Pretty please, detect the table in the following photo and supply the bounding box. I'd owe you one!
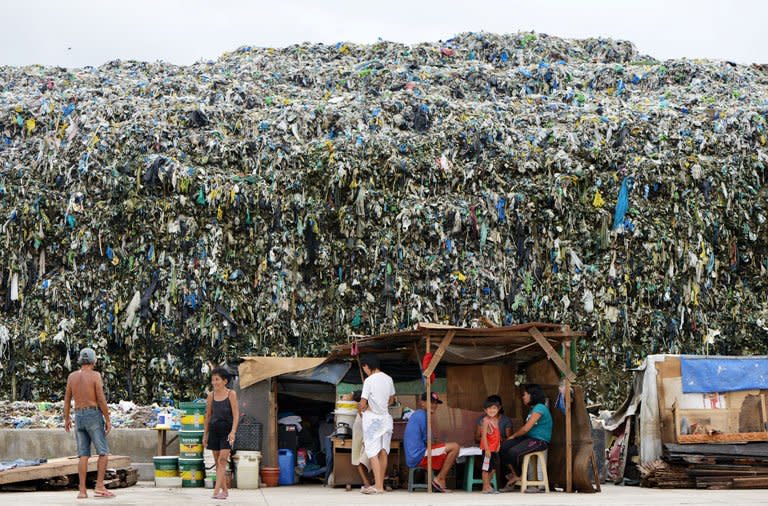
[331,438,401,488]
[153,428,179,456]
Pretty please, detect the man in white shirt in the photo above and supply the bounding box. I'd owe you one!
[359,354,395,494]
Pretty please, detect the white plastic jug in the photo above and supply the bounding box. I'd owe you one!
[236,451,261,489]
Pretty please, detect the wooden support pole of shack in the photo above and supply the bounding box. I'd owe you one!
[425,335,432,493]
[423,330,455,493]
[565,337,573,493]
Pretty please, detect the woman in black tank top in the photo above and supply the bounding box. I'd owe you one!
[203,368,239,500]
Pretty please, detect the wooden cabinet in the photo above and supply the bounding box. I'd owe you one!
[331,438,401,488]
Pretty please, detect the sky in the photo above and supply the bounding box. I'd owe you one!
[1,0,765,68]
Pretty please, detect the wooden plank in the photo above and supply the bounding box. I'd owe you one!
[564,339,572,493]
[120,467,139,488]
[423,330,455,378]
[688,468,768,477]
[664,442,768,458]
[733,476,768,488]
[677,432,768,444]
[0,456,131,485]
[426,335,432,494]
[590,451,601,492]
[528,327,576,381]
[479,316,498,328]
[269,377,278,467]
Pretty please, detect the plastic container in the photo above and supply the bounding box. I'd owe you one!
[180,401,206,430]
[179,430,204,457]
[237,450,261,489]
[333,410,356,428]
[388,402,403,419]
[296,448,307,470]
[155,476,182,488]
[235,418,263,452]
[179,457,204,487]
[153,456,178,479]
[156,410,171,429]
[335,400,358,411]
[260,467,280,487]
[278,449,295,485]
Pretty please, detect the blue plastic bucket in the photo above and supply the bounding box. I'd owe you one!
[278,449,295,485]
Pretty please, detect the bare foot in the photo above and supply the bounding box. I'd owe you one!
[77,491,88,499]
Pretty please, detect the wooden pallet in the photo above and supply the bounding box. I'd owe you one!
[0,456,131,486]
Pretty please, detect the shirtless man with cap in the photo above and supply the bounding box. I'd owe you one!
[64,347,115,499]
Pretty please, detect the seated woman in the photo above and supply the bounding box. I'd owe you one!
[499,384,552,492]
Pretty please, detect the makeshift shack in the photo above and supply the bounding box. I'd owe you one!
[601,354,768,489]
[239,321,599,492]
[237,357,351,475]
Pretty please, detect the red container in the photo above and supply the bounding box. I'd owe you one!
[260,467,280,487]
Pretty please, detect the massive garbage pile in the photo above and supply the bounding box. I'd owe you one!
[1,32,766,406]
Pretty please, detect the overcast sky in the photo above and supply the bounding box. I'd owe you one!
[1,0,765,68]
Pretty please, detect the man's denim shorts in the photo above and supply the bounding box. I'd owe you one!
[75,408,109,457]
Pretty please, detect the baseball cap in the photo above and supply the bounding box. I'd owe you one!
[78,347,97,365]
[420,392,443,404]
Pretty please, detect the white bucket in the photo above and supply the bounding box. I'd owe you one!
[236,451,261,489]
[155,476,182,488]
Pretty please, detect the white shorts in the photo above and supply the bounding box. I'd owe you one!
[364,430,392,459]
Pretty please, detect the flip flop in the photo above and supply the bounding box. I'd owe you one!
[94,489,116,498]
[431,480,452,493]
[76,493,88,499]
[482,489,499,494]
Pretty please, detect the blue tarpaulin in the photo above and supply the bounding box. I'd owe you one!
[681,357,768,393]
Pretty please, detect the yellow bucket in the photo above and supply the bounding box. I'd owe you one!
[179,458,204,487]
[181,413,205,430]
[153,456,179,479]
[180,402,206,430]
[180,430,204,457]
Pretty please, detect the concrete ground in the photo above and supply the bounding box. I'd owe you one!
[1,482,767,506]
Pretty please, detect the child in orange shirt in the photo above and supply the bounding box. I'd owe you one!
[480,398,501,493]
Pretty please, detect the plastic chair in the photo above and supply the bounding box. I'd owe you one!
[407,467,432,492]
[520,450,549,493]
[463,455,497,492]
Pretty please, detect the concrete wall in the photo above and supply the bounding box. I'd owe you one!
[0,429,178,464]
[237,379,273,466]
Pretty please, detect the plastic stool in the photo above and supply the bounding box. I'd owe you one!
[408,467,433,492]
[464,455,497,492]
[520,450,549,493]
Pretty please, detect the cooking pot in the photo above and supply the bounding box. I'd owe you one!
[335,422,352,439]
